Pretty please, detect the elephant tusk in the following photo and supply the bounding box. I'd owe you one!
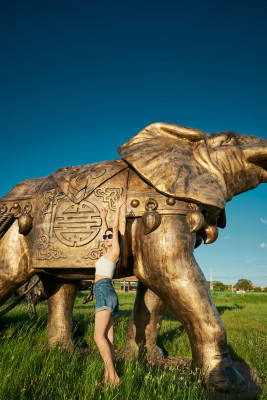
[202,224,218,244]
[186,210,205,233]
[243,144,267,166]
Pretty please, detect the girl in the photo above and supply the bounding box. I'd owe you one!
[93,195,126,386]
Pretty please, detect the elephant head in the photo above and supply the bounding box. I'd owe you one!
[118,122,267,210]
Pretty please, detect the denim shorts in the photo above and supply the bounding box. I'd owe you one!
[93,278,119,316]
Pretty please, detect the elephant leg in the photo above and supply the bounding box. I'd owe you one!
[131,215,245,392]
[27,293,36,318]
[40,274,82,348]
[122,281,166,362]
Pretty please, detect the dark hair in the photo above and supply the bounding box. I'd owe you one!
[105,227,122,277]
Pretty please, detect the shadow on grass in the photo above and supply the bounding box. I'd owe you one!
[156,304,245,358]
[216,304,244,315]
[206,344,263,400]
[0,309,47,336]
[227,343,245,362]
[161,304,245,323]
[157,324,186,356]
[73,313,92,343]
[227,344,263,398]
[0,311,29,329]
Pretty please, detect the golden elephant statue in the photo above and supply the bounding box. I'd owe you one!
[0,123,266,392]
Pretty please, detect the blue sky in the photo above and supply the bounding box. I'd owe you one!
[1,0,266,286]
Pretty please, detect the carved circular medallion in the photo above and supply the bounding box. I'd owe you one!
[54,200,101,247]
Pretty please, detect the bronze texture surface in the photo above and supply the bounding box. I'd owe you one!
[30,161,128,269]
[0,122,266,392]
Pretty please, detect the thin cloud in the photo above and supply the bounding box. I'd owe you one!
[260,243,267,248]
[223,236,231,240]
[246,259,252,263]
[254,265,267,268]
[260,217,267,224]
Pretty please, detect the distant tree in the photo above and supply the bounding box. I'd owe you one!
[213,281,227,291]
[263,287,267,292]
[234,279,253,291]
[253,286,262,292]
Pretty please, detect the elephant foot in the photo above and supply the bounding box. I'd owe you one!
[47,326,74,349]
[193,354,246,393]
[122,339,165,363]
[146,344,165,363]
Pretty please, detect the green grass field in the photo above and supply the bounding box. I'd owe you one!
[0,292,266,400]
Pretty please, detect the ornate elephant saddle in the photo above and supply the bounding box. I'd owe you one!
[0,159,199,271]
[31,160,129,270]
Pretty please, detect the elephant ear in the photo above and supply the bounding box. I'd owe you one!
[118,123,227,209]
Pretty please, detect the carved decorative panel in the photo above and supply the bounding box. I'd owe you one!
[31,167,129,269]
[53,200,101,247]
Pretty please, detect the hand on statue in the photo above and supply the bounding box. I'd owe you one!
[115,194,126,209]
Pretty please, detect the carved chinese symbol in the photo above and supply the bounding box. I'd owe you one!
[53,200,101,247]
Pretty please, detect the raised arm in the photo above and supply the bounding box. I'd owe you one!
[113,195,126,232]
[100,208,108,234]
[109,195,126,258]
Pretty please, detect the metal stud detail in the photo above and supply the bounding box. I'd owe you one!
[130,199,140,208]
[166,197,176,206]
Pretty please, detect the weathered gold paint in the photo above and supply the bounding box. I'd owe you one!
[1,123,267,392]
[126,215,245,390]
[0,221,37,306]
[41,274,82,347]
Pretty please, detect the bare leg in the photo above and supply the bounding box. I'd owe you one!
[94,311,119,385]
[104,316,115,382]
[106,315,114,359]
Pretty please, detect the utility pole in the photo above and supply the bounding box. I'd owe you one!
[231,276,233,293]
[210,268,213,290]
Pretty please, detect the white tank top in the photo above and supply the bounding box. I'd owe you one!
[95,256,117,279]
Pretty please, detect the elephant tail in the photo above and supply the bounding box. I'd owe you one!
[0,212,16,239]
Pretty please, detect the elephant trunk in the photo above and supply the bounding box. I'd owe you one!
[243,142,267,182]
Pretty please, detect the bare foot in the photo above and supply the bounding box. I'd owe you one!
[105,374,120,387]
[109,378,120,388]
[96,376,120,390]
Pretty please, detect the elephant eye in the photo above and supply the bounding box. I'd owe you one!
[225,132,238,145]
[209,132,238,147]
[225,136,234,144]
